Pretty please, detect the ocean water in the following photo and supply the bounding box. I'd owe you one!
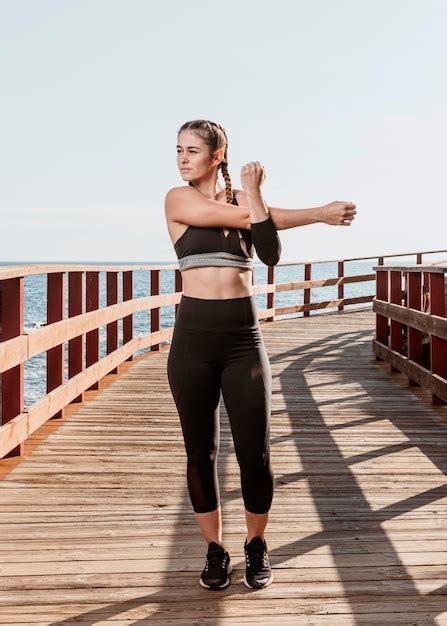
[0,256,433,409]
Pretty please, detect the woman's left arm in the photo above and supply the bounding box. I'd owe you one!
[268,202,357,230]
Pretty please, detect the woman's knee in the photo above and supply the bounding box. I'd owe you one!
[186,446,218,469]
[241,462,274,514]
[235,438,271,468]
[239,450,274,488]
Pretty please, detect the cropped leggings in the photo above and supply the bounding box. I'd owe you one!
[167,294,274,514]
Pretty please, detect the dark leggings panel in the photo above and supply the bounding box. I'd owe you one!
[167,295,274,514]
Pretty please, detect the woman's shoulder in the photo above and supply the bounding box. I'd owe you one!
[164,186,203,212]
[165,185,195,199]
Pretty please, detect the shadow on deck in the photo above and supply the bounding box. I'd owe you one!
[0,309,446,625]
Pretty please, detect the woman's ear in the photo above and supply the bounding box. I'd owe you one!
[213,147,225,166]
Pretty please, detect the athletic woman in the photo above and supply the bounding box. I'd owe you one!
[165,119,356,591]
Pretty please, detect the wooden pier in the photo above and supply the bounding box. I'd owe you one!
[0,252,446,624]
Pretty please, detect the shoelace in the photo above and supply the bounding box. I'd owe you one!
[246,546,269,570]
[205,549,228,571]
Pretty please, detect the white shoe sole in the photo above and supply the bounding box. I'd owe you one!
[243,571,274,589]
[199,562,233,590]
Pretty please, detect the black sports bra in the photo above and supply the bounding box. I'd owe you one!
[173,192,254,272]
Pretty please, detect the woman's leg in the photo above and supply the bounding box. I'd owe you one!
[220,329,274,541]
[167,327,224,545]
[194,508,223,546]
[244,509,269,543]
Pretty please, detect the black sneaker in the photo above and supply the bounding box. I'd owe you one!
[243,535,273,589]
[199,541,233,590]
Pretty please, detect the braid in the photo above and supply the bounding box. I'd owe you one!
[211,122,233,203]
[220,154,234,204]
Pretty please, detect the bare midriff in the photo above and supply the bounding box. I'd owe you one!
[180,265,254,299]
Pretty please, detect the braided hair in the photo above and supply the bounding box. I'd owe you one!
[177,119,234,203]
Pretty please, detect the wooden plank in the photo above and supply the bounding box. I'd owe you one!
[373,299,447,340]
[374,265,447,273]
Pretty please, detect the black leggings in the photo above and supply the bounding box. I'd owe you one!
[167,294,274,514]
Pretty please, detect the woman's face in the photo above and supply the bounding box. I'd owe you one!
[176,130,223,182]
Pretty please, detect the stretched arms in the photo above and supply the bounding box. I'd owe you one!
[165,186,356,265]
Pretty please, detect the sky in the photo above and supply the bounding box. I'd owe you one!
[1,0,446,264]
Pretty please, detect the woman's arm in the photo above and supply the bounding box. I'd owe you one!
[267,202,357,230]
[164,186,250,230]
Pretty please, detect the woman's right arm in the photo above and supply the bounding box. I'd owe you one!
[164,187,250,230]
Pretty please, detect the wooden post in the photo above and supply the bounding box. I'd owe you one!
[266,266,275,322]
[68,271,85,402]
[375,269,388,358]
[389,270,403,371]
[407,271,422,387]
[123,271,134,361]
[151,269,160,351]
[338,261,344,311]
[429,271,446,405]
[303,263,311,317]
[47,272,65,416]
[106,272,118,375]
[86,271,100,390]
[1,277,25,457]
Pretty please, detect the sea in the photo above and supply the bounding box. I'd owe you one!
[0,255,439,409]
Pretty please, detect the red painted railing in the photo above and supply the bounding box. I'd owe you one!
[373,264,447,405]
[1,248,446,459]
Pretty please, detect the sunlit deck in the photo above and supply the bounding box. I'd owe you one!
[1,307,446,625]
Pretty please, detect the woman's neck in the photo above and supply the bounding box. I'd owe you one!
[190,179,223,200]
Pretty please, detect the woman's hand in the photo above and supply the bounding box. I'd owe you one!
[241,161,266,195]
[318,201,357,226]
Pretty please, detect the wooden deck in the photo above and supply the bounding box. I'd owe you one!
[0,308,446,625]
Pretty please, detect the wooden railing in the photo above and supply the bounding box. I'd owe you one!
[1,248,446,459]
[373,264,447,405]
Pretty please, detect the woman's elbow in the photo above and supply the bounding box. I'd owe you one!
[251,217,282,267]
[259,250,281,267]
[257,240,282,267]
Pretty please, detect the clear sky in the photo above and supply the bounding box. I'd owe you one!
[1,0,446,263]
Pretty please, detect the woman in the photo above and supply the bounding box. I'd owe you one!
[165,119,356,591]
